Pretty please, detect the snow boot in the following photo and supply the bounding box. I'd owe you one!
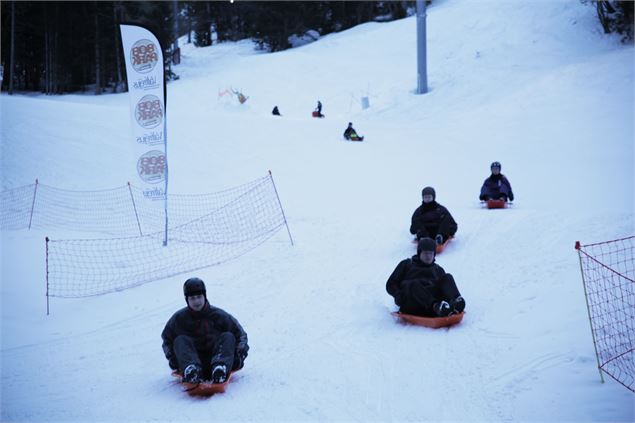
[183,364,202,384]
[433,301,452,317]
[450,296,465,313]
[211,364,228,384]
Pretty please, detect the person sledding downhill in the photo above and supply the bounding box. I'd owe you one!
[313,100,325,118]
[479,161,514,203]
[410,186,457,247]
[343,122,364,141]
[162,278,249,387]
[386,237,466,318]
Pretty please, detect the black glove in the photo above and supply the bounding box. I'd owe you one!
[479,194,487,201]
[508,194,514,202]
[233,348,248,370]
[165,350,178,370]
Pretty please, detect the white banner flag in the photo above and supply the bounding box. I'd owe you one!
[120,24,168,243]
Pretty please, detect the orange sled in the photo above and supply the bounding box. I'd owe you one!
[486,199,507,209]
[172,370,234,396]
[392,311,464,329]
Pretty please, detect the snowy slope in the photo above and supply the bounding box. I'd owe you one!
[1,1,634,422]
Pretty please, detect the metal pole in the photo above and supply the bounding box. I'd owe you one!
[268,170,294,246]
[28,179,39,230]
[575,241,605,383]
[127,182,143,236]
[46,237,50,315]
[416,0,428,94]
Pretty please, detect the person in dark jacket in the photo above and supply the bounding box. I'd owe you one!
[409,186,457,245]
[343,122,363,141]
[162,277,249,384]
[386,237,465,317]
[272,106,281,116]
[479,161,514,202]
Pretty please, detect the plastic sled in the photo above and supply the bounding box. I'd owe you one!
[436,237,452,253]
[312,111,324,118]
[349,135,364,141]
[486,199,507,209]
[392,311,464,329]
[172,370,233,396]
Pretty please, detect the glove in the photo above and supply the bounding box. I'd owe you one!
[165,350,178,370]
[479,194,487,201]
[233,348,248,370]
[508,194,514,202]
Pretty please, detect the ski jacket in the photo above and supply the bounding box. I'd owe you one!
[386,256,447,306]
[409,201,457,238]
[343,126,357,139]
[480,174,514,201]
[162,302,248,364]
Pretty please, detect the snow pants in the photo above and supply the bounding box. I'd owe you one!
[399,273,461,317]
[417,218,455,241]
[173,332,235,378]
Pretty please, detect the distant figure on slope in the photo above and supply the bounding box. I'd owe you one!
[162,278,249,384]
[479,161,514,202]
[272,106,281,116]
[386,237,466,317]
[343,122,364,141]
[410,186,457,245]
[313,100,324,118]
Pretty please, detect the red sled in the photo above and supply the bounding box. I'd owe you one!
[392,311,464,329]
[312,111,324,118]
[172,370,234,396]
[486,199,507,209]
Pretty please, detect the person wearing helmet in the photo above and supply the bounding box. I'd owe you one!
[161,277,249,385]
[479,161,514,202]
[409,186,457,245]
[386,237,465,317]
[343,122,363,141]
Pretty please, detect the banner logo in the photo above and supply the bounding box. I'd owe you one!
[135,94,163,129]
[137,150,166,184]
[131,39,159,73]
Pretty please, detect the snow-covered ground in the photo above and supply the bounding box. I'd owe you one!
[1,1,634,422]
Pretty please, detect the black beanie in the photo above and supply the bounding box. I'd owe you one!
[183,277,207,305]
[417,237,437,255]
[421,186,436,201]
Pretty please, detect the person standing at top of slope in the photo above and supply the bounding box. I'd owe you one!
[410,186,457,245]
[386,237,466,317]
[315,100,324,117]
[479,161,514,202]
[162,277,249,384]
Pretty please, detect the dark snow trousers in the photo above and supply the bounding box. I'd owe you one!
[399,273,461,317]
[173,332,235,378]
[417,218,455,241]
